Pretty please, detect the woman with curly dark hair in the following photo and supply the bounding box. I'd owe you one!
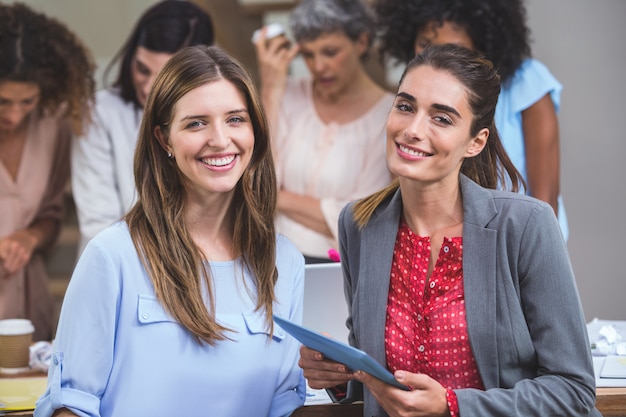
[373,0,569,240]
[0,2,95,341]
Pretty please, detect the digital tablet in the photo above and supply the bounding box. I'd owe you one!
[273,315,409,390]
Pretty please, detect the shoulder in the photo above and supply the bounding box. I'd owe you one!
[276,233,305,267]
[461,176,557,230]
[94,89,138,115]
[367,90,395,119]
[503,59,563,111]
[282,77,312,106]
[485,188,558,233]
[85,221,137,260]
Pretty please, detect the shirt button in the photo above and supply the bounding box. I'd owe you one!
[53,357,59,365]
[429,281,435,288]
[142,313,149,320]
[418,345,425,352]
[417,314,422,321]
[443,246,449,253]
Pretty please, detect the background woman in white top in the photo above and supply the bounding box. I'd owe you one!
[72,0,214,254]
[254,0,394,263]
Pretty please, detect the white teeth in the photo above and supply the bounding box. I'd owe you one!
[399,144,431,157]
[202,155,236,166]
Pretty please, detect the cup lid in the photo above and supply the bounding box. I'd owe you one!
[0,319,35,335]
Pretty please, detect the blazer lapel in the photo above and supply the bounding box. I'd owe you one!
[358,190,403,364]
[460,175,500,387]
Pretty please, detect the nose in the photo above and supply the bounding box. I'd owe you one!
[142,75,157,100]
[2,105,28,129]
[404,112,427,141]
[207,123,230,149]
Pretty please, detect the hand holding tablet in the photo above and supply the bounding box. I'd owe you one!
[273,315,409,390]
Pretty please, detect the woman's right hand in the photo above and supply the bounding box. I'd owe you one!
[0,230,38,279]
[253,26,299,93]
[253,26,299,128]
[299,345,354,389]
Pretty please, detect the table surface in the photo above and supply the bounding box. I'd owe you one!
[2,372,625,417]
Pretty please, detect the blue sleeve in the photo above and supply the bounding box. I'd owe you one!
[507,59,563,114]
[35,239,122,417]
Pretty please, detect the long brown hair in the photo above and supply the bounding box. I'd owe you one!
[354,44,524,228]
[125,45,278,345]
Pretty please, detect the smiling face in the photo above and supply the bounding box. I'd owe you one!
[299,31,367,100]
[0,81,40,134]
[386,65,487,187]
[156,79,254,205]
[131,46,174,108]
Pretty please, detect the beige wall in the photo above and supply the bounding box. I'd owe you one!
[16,0,626,321]
[526,0,626,321]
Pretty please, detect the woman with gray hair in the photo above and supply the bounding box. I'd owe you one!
[254,0,393,263]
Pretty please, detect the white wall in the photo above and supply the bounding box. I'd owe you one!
[16,0,161,87]
[526,0,626,321]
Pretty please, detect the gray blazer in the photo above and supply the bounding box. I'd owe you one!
[338,175,600,417]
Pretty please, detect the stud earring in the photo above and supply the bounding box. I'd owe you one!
[167,152,173,158]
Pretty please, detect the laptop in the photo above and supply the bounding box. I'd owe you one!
[302,263,350,344]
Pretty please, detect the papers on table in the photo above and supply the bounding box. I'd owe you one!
[587,318,626,387]
[0,376,47,411]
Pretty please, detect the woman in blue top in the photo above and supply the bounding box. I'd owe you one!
[35,46,306,417]
[372,0,569,239]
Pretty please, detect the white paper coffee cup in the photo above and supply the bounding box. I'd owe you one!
[0,319,34,373]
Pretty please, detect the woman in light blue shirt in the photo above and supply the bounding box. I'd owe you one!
[35,45,306,417]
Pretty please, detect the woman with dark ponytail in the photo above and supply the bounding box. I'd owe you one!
[299,44,599,417]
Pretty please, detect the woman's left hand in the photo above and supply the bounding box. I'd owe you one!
[353,369,450,417]
[0,230,38,277]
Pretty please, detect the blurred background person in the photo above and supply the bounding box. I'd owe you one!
[0,2,95,341]
[72,0,214,254]
[254,0,394,263]
[373,0,569,240]
[35,45,305,417]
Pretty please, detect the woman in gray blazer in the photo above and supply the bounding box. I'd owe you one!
[299,44,599,417]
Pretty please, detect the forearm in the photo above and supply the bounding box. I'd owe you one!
[27,217,61,252]
[522,94,560,214]
[278,190,333,237]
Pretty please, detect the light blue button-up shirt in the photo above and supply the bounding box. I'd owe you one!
[35,222,306,417]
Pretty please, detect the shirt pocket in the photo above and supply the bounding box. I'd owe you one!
[137,294,177,324]
[242,312,286,343]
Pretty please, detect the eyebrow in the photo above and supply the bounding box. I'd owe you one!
[432,103,461,118]
[0,94,40,102]
[396,92,461,118]
[178,108,249,122]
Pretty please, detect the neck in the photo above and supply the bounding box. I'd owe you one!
[184,193,236,262]
[399,178,464,237]
[313,67,376,104]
